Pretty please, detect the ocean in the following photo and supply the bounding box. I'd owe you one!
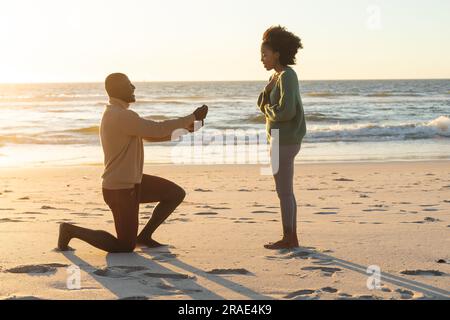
[0,79,449,167]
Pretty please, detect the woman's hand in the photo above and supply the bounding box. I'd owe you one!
[264,73,279,93]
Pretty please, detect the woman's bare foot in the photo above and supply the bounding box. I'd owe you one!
[137,237,168,248]
[58,223,73,251]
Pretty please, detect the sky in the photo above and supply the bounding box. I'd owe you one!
[0,0,449,83]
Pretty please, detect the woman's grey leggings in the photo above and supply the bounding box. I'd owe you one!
[271,144,301,237]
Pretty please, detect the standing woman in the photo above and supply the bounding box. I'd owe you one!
[257,26,307,249]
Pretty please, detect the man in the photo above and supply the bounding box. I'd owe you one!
[57,73,208,253]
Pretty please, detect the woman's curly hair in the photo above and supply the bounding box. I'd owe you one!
[262,26,303,66]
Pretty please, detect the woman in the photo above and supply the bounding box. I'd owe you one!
[257,26,307,250]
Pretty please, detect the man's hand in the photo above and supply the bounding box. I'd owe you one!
[193,105,208,122]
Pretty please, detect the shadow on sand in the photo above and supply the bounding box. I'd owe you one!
[63,246,271,300]
[62,246,449,300]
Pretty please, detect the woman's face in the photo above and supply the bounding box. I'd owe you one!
[261,44,280,71]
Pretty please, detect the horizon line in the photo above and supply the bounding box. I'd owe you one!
[0,77,449,85]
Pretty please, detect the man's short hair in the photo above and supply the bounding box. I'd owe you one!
[105,73,128,97]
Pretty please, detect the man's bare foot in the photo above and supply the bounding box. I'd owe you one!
[57,223,73,251]
[264,238,299,250]
[137,237,168,248]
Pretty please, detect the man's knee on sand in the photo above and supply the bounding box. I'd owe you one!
[164,185,186,204]
[175,187,186,203]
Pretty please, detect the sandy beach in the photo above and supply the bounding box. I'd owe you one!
[0,161,449,300]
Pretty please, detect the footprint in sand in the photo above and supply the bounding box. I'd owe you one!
[71,212,103,217]
[41,205,69,211]
[0,218,23,223]
[154,283,202,294]
[52,246,75,252]
[194,188,212,193]
[41,205,57,210]
[167,218,191,223]
[333,178,354,182]
[181,288,203,294]
[314,212,338,215]
[312,259,335,266]
[20,211,47,215]
[93,266,149,278]
[142,272,195,280]
[355,295,382,300]
[422,208,439,212]
[402,221,425,224]
[3,296,44,300]
[119,296,149,300]
[320,287,338,293]
[206,268,251,275]
[266,250,312,260]
[251,210,277,214]
[400,270,445,276]
[249,204,265,208]
[5,263,69,275]
[301,266,342,276]
[194,212,218,216]
[284,289,317,299]
[151,253,179,261]
[370,204,389,208]
[395,288,415,300]
[197,205,230,210]
[18,197,30,200]
[363,208,388,212]
[337,292,353,299]
[234,220,256,224]
[424,217,441,222]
